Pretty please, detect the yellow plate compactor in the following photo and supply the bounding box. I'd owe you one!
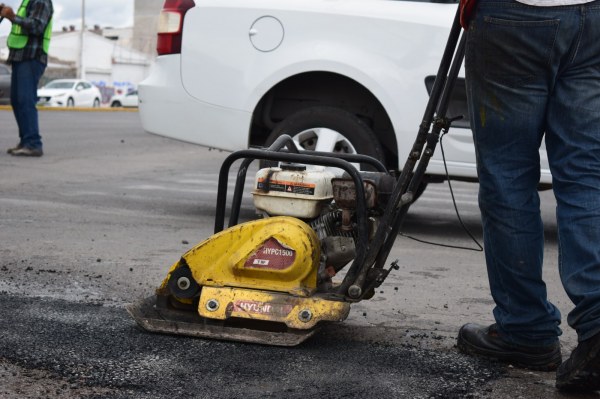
[127,8,466,346]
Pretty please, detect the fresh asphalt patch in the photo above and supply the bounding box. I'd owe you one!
[0,293,504,398]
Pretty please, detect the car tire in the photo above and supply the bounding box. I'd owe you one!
[262,106,385,171]
[93,98,100,108]
[67,98,74,107]
[111,101,121,108]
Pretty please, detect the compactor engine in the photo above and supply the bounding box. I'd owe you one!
[129,154,398,346]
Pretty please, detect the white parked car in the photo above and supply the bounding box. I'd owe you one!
[37,79,102,108]
[139,0,552,192]
[109,90,139,108]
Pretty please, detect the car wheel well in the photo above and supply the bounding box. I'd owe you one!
[250,72,398,170]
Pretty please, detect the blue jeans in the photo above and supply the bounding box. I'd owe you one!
[10,60,46,150]
[466,0,600,346]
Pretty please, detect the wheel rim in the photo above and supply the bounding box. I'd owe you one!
[292,128,358,154]
[292,128,360,171]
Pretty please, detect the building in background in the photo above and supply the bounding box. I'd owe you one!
[133,0,163,56]
[102,26,134,48]
[49,29,151,101]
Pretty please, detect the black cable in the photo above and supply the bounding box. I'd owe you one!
[399,128,483,252]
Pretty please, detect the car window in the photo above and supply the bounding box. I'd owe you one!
[127,91,138,96]
[76,83,85,90]
[82,82,92,89]
[46,81,76,89]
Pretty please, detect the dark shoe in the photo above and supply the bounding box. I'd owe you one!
[6,144,23,154]
[457,323,562,371]
[10,147,43,157]
[556,331,600,392]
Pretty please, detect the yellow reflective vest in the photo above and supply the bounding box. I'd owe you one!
[7,0,52,53]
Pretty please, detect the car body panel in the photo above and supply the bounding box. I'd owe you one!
[139,56,252,149]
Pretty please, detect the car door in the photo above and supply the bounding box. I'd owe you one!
[78,82,95,106]
[84,82,96,106]
[74,82,86,106]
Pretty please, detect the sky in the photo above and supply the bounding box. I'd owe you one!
[0,0,134,37]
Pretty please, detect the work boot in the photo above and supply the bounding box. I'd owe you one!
[6,144,23,154]
[556,331,600,392]
[10,147,43,157]
[457,323,562,371]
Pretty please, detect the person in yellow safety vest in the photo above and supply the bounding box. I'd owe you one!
[1,0,53,157]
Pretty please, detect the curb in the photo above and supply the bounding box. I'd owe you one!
[0,105,138,112]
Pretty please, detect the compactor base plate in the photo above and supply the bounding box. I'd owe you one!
[127,296,317,347]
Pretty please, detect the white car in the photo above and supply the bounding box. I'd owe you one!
[109,90,139,108]
[37,79,102,108]
[139,0,551,191]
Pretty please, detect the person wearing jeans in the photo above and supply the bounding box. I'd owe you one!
[1,0,53,157]
[457,0,600,392]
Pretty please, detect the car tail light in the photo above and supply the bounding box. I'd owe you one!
[156,0,195,55]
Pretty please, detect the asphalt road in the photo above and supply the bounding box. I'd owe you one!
[0,110,596,398]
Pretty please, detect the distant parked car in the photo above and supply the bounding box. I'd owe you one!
[0,64,11,105]
[37,79,102,107]
[109,90,138,108]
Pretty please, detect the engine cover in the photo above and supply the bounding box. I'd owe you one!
[252,165,334,219]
